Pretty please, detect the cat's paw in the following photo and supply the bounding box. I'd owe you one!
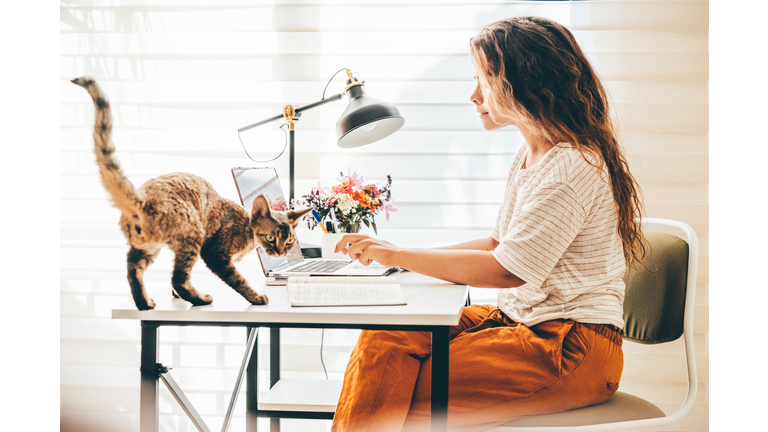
[189,294,213,306]
[247,293,269,306]
[136,298,156,311]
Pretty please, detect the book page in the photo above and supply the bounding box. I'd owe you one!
[287,280,406,307]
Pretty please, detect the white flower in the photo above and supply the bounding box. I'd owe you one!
[334,193,357,215]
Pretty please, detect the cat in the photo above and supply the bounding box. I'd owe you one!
[72,76,311,310]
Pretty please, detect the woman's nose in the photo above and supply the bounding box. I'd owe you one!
[470,83,483,105]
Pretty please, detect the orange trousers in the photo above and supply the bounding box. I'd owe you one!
[332,304,623,432]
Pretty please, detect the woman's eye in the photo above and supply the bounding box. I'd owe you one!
[286,238,295,245]
[266,235,275,242]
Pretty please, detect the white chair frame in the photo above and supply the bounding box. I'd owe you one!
[489,218,699,432]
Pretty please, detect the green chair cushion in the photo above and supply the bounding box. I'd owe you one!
[622,232,689,344]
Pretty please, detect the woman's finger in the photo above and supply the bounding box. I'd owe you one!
[334,234,370,253]
[359,247,376,266]
[346,239,370,261]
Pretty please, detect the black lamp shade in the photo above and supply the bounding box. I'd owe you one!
[335,83,405,148]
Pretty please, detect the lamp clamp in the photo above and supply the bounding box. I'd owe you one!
[283,104,301,131]
[341,68,365,96]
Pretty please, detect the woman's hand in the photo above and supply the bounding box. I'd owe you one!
[334,234,400,267]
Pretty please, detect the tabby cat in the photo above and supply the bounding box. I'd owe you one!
[72,76,310,310]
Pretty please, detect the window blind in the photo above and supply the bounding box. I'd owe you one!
[60,1,708,431]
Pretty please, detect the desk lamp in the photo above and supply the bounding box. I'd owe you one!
[237,69,405,203]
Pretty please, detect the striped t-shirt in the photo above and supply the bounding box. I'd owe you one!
[491,142,626,329]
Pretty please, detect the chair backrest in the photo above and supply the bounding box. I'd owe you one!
[622,231,690,344]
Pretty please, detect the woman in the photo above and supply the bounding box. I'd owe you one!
[332,16,645,432]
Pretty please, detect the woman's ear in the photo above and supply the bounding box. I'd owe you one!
[251,195,272,219]
[286,207,312,226]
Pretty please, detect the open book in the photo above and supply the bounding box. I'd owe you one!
[286,276,407,307]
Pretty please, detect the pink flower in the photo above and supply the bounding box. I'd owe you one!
[311,181,330,195]
[383,203,397,221]
[338,171,364,191]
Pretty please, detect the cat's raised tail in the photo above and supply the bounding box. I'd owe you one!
[71,77,143,217]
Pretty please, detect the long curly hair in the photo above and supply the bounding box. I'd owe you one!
[470,16,647,267]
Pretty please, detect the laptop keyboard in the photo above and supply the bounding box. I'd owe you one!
[287,259,352,273]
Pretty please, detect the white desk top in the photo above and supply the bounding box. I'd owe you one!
[112,271,467,327]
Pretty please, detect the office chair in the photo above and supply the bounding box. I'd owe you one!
[488,218,699,432]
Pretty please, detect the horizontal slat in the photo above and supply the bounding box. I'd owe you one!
[59,196,709,231]
[589,52,709,80]
[623,132,708,155]
[61,102,708,135]
[59,151,708,185]
[61,174,709,207]
[60,128,708,161]
[60,126,524,152]
[626,154,709,185]
[60,30,709,56]
[60,223,495,250]
[638,183,708,206]
[59,52,709,82]
[62,362,338,391]
[60,80,708,105]
[615,103,708,134]
[62,104,490,131]
[60,81,478,104]
[59,152,517,179]
[58,200,503,228]
[623,349,708,385]
[61,175,511,203]
[60,2,707,33]
[61,316,261,344]
[61,336,355,375]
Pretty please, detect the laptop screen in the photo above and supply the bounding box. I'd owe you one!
[231,167,304,273]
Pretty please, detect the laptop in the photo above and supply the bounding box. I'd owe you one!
[231,167,397,277]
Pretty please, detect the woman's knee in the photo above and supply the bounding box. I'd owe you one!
[355,330,433,359]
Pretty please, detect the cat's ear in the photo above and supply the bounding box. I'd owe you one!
[251,195,272,219]
[286,207,312,226]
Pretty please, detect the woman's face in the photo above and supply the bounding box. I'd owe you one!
[470,73,507,131]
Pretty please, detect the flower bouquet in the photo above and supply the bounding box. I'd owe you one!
[300,171,396,234]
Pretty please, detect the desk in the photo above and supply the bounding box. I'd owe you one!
[112,271,467,432]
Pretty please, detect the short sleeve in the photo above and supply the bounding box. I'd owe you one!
[491,182,586,291]
[491,204,503,242]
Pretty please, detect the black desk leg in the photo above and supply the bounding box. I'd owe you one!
[140,322,159,432]
[431,326,450,432]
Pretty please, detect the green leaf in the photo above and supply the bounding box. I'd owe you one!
[363,219,370,228]
[372,221,378,235]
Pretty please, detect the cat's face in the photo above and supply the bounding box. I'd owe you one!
[250,195,312,257]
